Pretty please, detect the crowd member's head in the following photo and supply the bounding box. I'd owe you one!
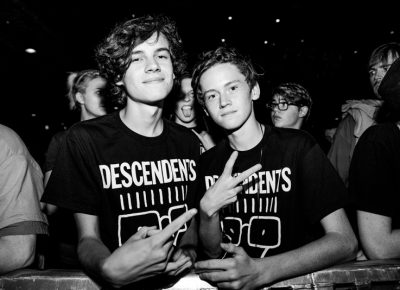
[192,46,261,133]
[368,42,400,98]
[95,14,185,107]
[67,69,107,121]
[377,57,400,123]
[267,82,312,129]
[172,69,199,128]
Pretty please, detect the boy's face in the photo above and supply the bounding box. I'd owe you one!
[80,77,107,118]
[369,53,397,98]
[270,95,303,129]
[174,78,196,125]
[119,32,174,105]
[200,63,257,131]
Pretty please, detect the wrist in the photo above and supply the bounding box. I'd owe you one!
[200,198,219,218]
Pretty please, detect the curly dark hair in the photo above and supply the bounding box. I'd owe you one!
[95,14,186,106]
[191,46,261,107]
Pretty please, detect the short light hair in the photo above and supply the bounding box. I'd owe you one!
[192,46,261,107]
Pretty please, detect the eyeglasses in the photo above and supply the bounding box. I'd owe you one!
[266,101,301,111]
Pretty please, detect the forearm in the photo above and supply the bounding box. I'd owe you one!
[77,236,114,284]
[363,229,400,259]
[199,211,222,258]
[254,232,357,287]
[0,235,36,274]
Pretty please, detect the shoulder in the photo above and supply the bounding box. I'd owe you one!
[66,113,117,140]
[0,124,29,157]
[267,126,317,149]
[359,123,398,143]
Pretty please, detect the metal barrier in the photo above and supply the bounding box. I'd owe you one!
[1,260,399,289]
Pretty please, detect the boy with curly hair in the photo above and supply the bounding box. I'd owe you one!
[42,14,199,288]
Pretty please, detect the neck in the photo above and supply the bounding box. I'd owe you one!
[120,101,164,137]
[227,117,264,151]
[174,117,197,129]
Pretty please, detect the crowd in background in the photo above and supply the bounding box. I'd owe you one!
[1,13,399,290]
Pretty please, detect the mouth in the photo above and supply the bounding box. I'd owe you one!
[143,77,164,83]
[181,105,193,117]
[221,110,236,117]
[272,115,281,122]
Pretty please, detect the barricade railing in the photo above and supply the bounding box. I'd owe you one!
[1,260,399,289]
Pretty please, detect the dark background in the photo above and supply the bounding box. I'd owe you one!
[1,0,398,166]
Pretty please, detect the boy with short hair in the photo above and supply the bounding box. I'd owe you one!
[192,46,357,289]
[267,82,312,129]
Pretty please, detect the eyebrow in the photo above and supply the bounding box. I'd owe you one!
[202,79,241,95]
[131,47,171,55]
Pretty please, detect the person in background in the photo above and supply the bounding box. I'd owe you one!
[349,57,400,260]
[192,46,357,290]
[0,124,48,274]
[267,82,312,130]
[170,68,215,153]
[328,42,400,188]
[42,69,107,268]
[41,14,199,288]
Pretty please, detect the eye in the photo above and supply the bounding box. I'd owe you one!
[157,52,170,60]
[205,93,216,100]
[132,57,142,62]
[229,85,238,92]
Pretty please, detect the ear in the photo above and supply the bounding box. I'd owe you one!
[75,92,85,105]
[251,82,260,101]
[299,106,309,118]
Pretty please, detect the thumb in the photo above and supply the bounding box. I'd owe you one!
[220,242,243,256]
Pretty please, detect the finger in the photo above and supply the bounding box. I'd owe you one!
[174,259,193,276]
[171,248,183,261]
[235,163,262,184]
[128,226,156,241]
[198,270,233,283]
[220,243,244,256]
[158,208,197,244]
[146,228,162,237]
[195,259,228,272]
[221,151,239,177]
[165,254,191,274]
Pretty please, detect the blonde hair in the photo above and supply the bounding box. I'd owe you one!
[66,69,102,111]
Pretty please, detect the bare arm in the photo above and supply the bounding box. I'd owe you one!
[199,151,262,258]
[75,209,197,288]
[357,210,400,259]
[196,208,358,289]
[0,235,36,274]
[254,209,358,285]
[42,170,57,215]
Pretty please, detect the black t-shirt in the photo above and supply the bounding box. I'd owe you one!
[43,130,68,172]
[42,111,201,252]
[349,123,400,228]
[198,126,348,258]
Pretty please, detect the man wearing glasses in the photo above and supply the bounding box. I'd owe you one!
[267,82,312,130]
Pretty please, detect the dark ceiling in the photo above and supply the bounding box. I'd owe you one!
[0,0,398,163]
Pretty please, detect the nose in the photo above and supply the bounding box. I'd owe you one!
[219,92,231,108]
[145,57,161,72]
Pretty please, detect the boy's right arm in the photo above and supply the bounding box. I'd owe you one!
[75,209,197,288]
[199,151,262,258]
